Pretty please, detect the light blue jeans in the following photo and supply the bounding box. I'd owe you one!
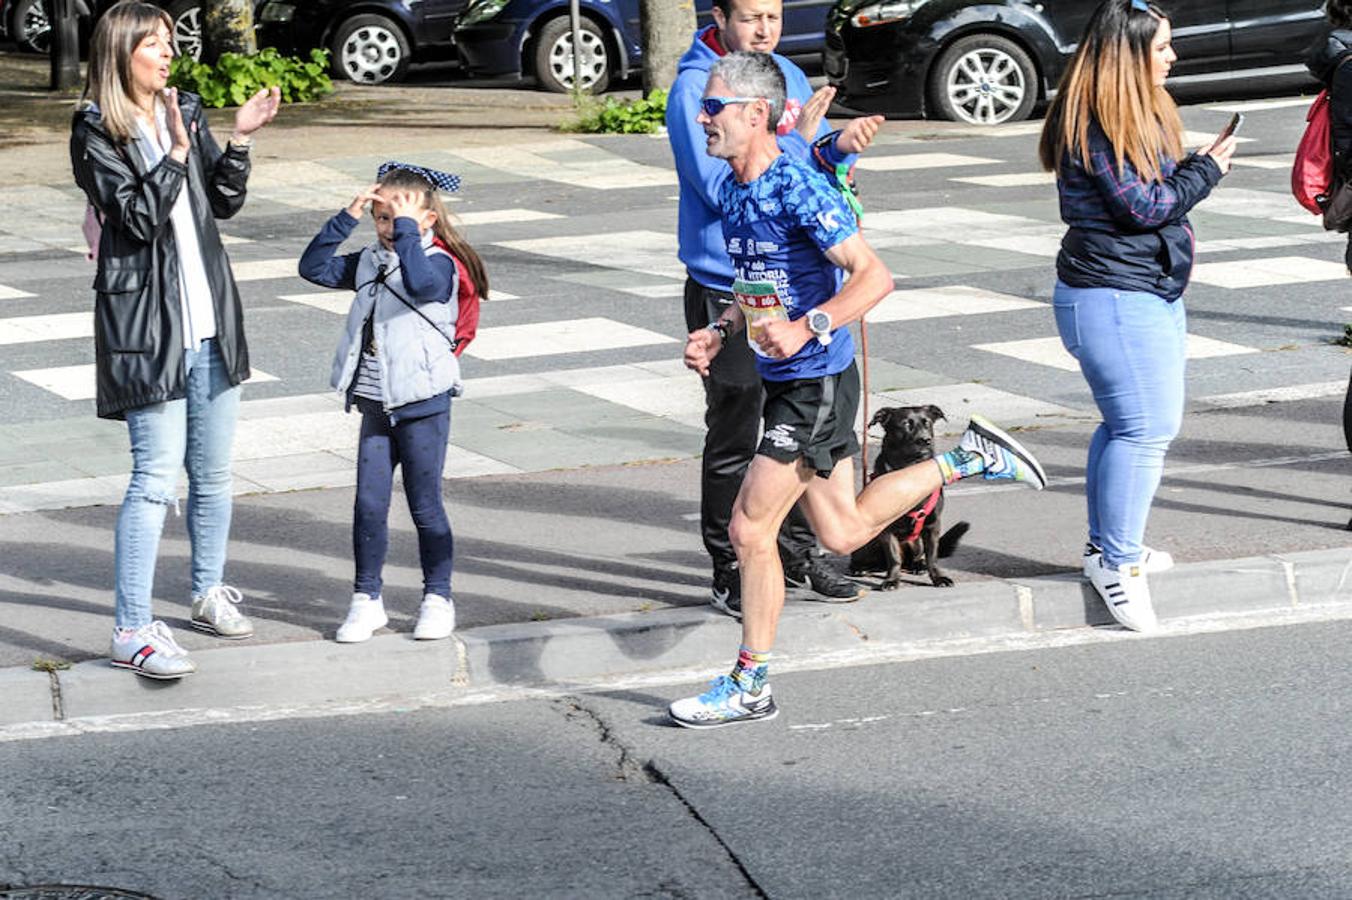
[114,339,240,628]
[1053,282,1186,568]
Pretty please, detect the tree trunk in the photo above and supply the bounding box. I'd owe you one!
[202,0,257,64]
[640,0,695,95]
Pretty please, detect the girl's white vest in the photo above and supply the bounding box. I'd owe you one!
[330,235,461,409]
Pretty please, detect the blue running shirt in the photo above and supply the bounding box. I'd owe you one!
[718,153,858,382]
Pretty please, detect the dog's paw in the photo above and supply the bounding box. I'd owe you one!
[931,575,955,588]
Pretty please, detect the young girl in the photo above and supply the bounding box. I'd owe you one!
[1038,0,1235,631]
[298,162,488,643]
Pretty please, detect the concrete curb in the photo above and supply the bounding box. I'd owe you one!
[2,548,1350,729]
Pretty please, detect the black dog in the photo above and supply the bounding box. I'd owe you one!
[850,405,970,589]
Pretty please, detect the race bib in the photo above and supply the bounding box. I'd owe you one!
[733,277,788,358]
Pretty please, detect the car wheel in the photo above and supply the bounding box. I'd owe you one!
[928,34,1037,125]
[12,0,51,54]
[532,14,609,94]
[331,13,411,84]
[166,0,202,61]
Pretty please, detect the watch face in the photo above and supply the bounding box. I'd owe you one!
[809,310,830,333]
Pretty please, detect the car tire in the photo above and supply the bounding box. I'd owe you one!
[166,0,202,61]
[331,13,412,84]
[532,14,609,94]
[928,33,1038,125]
[12,0,51,54]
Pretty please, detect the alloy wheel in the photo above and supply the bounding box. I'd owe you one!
[547,29,607,91]
[340,25,404,83]
[944,47,1027,125]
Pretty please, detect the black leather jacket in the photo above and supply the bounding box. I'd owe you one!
[70,91,251,419]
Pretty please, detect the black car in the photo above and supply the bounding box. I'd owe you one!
[257,0,468,83]
[825,0,1327,124]
[4,0,201,57]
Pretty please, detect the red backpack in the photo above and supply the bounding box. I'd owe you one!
[1292,88,1336,215]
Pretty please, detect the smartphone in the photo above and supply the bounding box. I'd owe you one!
[1217,112,1244,142]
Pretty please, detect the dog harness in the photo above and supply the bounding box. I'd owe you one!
[900,489,942,543]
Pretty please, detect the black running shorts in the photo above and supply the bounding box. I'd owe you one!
[757,362,861,478]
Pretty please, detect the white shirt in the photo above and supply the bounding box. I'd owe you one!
[135,103,216,351]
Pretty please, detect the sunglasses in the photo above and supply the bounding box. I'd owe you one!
[700,96,762,117]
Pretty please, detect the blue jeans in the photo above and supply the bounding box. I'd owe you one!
[115,340,240,628]
[1053,283,1186,568]
[353,398,453,598]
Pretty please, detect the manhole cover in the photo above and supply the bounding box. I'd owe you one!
[0,888,159,899]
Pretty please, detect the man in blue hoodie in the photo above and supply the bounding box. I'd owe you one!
[667,0,883,618]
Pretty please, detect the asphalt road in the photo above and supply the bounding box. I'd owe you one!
[4,615,1352,898]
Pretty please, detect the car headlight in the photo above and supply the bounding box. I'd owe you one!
[850,0,927,27]
[458,0,510,26]
[259,0,295,22]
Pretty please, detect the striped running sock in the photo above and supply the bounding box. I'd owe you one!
[732,645,770,692]
[934,447,985,485]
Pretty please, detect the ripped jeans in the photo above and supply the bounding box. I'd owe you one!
[114,339,240,629]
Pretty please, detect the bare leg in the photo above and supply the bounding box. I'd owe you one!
[729,455,813,651]
[797,456,944,557]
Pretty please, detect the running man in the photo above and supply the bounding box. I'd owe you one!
[668,52,1048,729]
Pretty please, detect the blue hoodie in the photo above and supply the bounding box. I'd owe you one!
[667,26,849,293]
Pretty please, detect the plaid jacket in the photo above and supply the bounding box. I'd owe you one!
[1055,120,1222,300]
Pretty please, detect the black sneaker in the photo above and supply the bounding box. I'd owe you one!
[785,555,866,602]
[710,564,742,619]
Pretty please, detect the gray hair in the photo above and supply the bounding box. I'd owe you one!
[708,51,786,132]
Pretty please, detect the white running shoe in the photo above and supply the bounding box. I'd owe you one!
[1087,555,1158,632]
[110,621,197,679]
[957,415,1047,490]
[335,593,388,643]
[1081,543,1175,579]
[190,584,254,639]
[413,594,456,640]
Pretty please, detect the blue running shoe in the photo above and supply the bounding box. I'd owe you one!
[668,675,779,729]
[959,415,1047,490]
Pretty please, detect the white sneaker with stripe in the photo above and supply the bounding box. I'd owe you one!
[1087,555,1158,632]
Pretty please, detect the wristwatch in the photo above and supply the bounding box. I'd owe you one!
[807,309,833,345]
[706,319,730,343]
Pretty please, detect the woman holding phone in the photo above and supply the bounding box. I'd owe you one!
[1038,0,1236,631]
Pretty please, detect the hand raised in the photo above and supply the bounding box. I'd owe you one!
[382,188,425,222]
[233,86,281,139]
[345,185,383,220]
[165,88,192,161]
[795,85,836,141]
[1200,133,1237,175]
[837,114,884,155]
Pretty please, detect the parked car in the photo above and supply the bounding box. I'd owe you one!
[5,0,200,57]
[453,0,832,93]
[825,0,1328,124]
[256,0,469,83]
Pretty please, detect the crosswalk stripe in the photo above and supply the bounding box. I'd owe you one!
[11,365,279,401]
[973,334,1259,371]
[464,317,676,361]
[456,208,563,225]
[856,153,1000,172]
[0,311,90,345]
[495,230,685,280]
[949,172,1057,187]
[233,259,299,282]
[866,285,1043,322]
[1190,255,1348,288]
[0,285,37,300]
[1196,381,1348,409]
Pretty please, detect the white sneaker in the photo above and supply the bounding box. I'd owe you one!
[335,593,387,643]
[191,584,253,639]
[413,593,456,640]
[1087,555,1158,632]
[110,621,197,679]
[1081,543,1175,579]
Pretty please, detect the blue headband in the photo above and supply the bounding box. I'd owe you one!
[376,161,462,193]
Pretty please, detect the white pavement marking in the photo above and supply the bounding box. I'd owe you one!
[451,139,677,190]
[1231,154,1296,170]
[455,208,563,225]
[949,172,1058,187]
[1195,381,1348,409]
[570,370,707,428]
[11,364,279,401]
[1190,255,1349,288]
[0,285,37,300]
[866,383,1084,434]
[866,207,1061,243]
[1195,233,1340,253]
[865,285,1044,322]
[495,230,685,280]
[1181,130,1255,147]
[464,317,676,360]
[856,153,1001,172]
[616,283,686,298]
[1205,98,1314,112]
[1195,187,1302,219]
[973,334,1258,371]
[0,311,91,345]
[277,291,351,314]
[232,258,301,282]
